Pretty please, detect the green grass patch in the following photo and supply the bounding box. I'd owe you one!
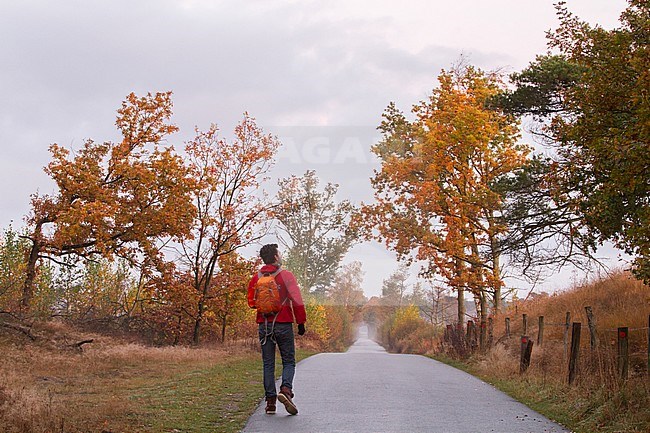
[429,354,473,373]
[128,354,260,433]
[126,349,316,433]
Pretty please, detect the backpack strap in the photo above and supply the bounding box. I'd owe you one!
[259,268,282,278]
[274,269,289,302]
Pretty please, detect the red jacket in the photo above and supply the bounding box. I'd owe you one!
[247,264,307,324]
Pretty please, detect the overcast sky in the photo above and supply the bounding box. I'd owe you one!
[0,0,629,298]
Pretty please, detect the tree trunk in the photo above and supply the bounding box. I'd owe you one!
[221,314,227,343]
[479,291,488,350]
[490,234,502,314]
[457,286,465,328]
[221,292,231,343]
[173,313,182,346]
[193,252,219,346]
[455,259,465,328]
[192,299,205,345]
[22,224,43,311]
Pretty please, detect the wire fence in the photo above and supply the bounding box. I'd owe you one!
[442,309,650,383]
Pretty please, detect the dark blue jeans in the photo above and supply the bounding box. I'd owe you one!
[259,322,295,398]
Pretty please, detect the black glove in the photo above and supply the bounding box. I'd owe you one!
[297,323,306,336]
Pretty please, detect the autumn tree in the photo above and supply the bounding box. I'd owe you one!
[150,252,255,345]
[174,116,280,344]
[301,262,364,350]
[1,226,32,311]
[22,92,195,311]
[275,170,357,294]
[364,64,529,330]
[53,258,135,322]
[497,1,650,281]
[211,254,258,343]
[327,261,367,309]
[381,267,410,308]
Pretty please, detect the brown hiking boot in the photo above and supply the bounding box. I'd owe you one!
[265,396,276,414]
[277,386,298,415]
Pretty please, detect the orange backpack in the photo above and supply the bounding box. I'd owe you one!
[253,269,285,316]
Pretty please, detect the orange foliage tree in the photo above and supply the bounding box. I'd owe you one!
[22,92,195,311]
[144,252,256,345]
[174,116,280,344]
[363,65,529,333]
[211,254,259,343]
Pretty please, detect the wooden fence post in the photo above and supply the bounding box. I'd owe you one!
[618,327,629,380]
[467,320,479,352]
[472,321,478,351]
[585,306,598,350]
[505,317,511,339]
[520,335,534,374]
[563,312,571,360]
[537,316,544,346]
[522,314,528,336]
[456,322,464,352]
[568,322,581,385]
[479,320,487,350]
[647,315,649,375]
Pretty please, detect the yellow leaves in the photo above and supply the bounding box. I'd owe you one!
[380,305,430,353]
[366,64,531,300]
[305,301,330,341]
[394,304,421,325]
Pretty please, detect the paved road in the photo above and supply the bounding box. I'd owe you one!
[242,326,569,433]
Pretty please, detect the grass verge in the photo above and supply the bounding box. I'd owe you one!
[0,329,316,433]
[127,348,315,433]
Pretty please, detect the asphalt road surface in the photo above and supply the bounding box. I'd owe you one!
[242,325,569,433]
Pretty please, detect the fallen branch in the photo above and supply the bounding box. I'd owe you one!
[72,339,94,349]
[0,321,37,341]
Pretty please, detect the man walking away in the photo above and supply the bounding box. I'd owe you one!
[247,243,306,415]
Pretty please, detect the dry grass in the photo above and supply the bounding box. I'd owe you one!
[0,322,262,433]
[463,340,650,433]
[452,271,650,433]
[502,271,649,380]
[512,271,648,337]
